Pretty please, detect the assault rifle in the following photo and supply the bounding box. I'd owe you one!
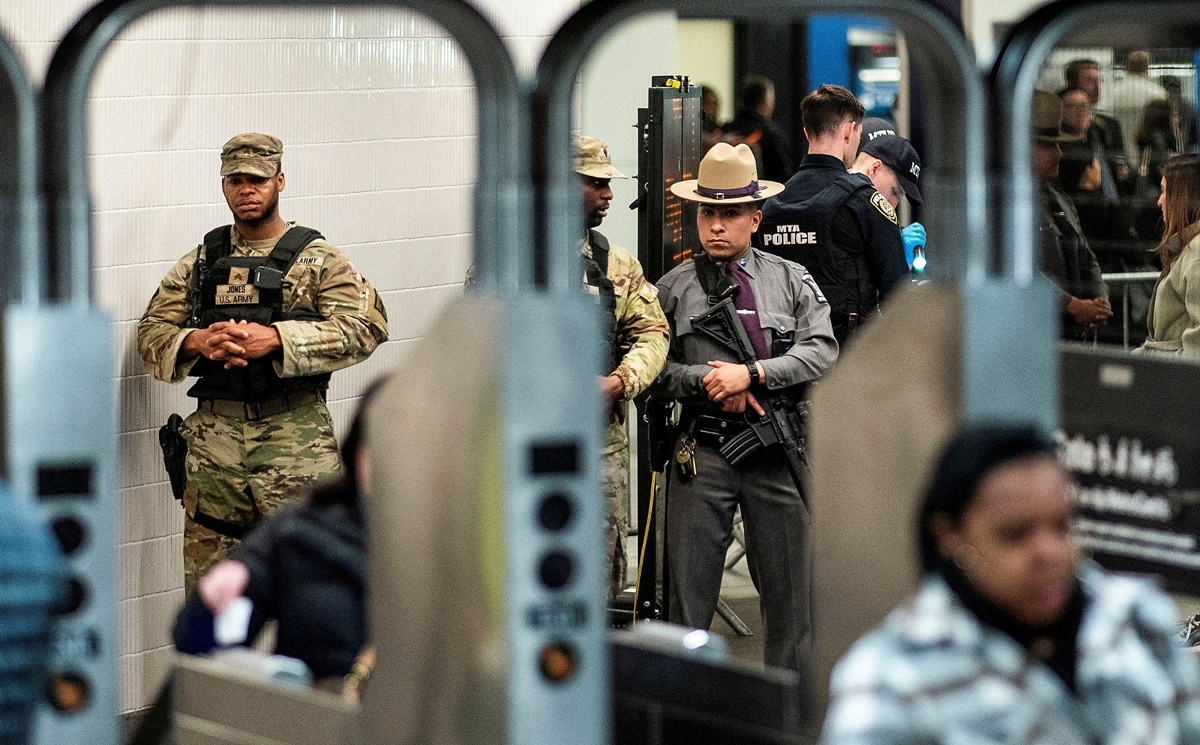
[689,296,809,502]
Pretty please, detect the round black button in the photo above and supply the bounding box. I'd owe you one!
[52,577,88,616]
[538,493,573,531]
[52,517,87,555]
[538,551,574,590]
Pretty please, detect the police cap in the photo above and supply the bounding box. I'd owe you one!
[858,118,923,206]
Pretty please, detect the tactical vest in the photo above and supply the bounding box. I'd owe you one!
[759,173,875,318]
[583,229,620,374]
[186,225,331,402]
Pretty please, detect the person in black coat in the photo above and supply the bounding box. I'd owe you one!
[1032,90,1112,338]
[723,76,795,184]
[174,380,383,685]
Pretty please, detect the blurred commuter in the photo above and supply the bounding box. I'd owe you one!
[138,133,389,593]
[820,423,1200,744]
[1137,99,1179,192]
[1057,87,1134,239]
[653,142,837,672]
[700,85,724,144]
[1112,50,1168,165]
[850,117,927,269]
[1164,76,1199,156]
[574,136,670,600]
[1032,90,1113,338]
[723,76,795,183]
[1063,58,1131,184]
[760,84,907,347]
[0,484,62,743]
[1138,154,1200,355]
[174,380,385,695]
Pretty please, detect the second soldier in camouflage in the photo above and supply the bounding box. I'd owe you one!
[576,135,670,601]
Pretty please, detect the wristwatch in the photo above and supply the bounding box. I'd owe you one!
[746,362,760,385]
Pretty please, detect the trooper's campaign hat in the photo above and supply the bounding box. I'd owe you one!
[858,118,923,205]
[1032,90,1073,143]
[574,136,627,179]
[220,133,284,178]
[670,142,784,205]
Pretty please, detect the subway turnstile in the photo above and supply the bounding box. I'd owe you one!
[365,293,610,745]
[14,306,120,745]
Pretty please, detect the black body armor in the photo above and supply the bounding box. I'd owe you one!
[187,225,330,402]
[758,172,876,326]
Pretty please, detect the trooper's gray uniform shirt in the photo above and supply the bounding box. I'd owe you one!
[652,246,836,671]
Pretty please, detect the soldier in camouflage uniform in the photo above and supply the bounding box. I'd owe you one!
[576,136,670,600]
[137,133,389,593]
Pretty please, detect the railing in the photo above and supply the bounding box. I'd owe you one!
[1101,270,1160,349]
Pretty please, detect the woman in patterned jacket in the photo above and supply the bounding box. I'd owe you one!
[820,424,1200,744]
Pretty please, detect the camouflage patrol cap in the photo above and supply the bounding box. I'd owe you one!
[220,133,283,177]
[574,135,627,179]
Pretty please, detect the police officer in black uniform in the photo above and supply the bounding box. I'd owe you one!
[758,84,907,347]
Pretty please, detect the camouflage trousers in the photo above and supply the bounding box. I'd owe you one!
[604,446,631,600]
[180,401,340,594]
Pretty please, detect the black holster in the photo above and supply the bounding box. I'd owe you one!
[158,414,187,501]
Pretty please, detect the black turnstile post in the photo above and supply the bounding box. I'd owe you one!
[633,75,702,622]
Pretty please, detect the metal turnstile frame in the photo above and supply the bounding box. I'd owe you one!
[532,1,1008,738]
[533,0,988,293]
[985,0,1200,432]
[38,1,526,743]
[41,0,527,304]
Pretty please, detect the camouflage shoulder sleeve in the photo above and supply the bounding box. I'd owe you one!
[136,248,202,383]
[607,243,669,400]
[273,239,389,379]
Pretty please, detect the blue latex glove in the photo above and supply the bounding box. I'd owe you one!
[901,222,926,268]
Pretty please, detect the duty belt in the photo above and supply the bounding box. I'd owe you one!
[685,409,751,449]
[197,389,324,421]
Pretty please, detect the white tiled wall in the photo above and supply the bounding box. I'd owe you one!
[3,0,579,713]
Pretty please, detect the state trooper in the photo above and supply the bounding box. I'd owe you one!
[137,133,389,593]
[575,135,670,601]
[758,84,908,347]
[652,142,837,672]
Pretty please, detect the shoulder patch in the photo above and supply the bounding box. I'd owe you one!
[801,272,828,304]
[870,191,898,225]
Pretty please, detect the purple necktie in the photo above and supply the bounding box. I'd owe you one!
[728,261,770,360]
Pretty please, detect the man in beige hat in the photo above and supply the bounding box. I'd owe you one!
[574,135,669,602]
[137,133,389,592]
[651,142,837,672]
[1032,91,1112,337]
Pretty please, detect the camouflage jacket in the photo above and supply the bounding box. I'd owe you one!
[584,237,670,453]
[137,224,389,385]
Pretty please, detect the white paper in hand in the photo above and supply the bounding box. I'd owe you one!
[214,597,253,647]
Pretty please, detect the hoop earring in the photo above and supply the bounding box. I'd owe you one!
[953,545,983,581]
